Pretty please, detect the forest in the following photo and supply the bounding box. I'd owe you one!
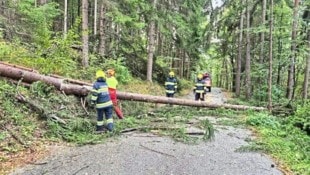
[0,0,309,174]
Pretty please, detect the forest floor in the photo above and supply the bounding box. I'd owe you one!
[9,88,284,175]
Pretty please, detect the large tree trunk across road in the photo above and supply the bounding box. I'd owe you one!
[0,62,265,111]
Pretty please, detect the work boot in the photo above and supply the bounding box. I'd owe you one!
[106,123,114,132]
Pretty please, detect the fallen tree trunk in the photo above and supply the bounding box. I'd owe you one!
[116,92,265,110]
[0,63,266,111]
[0,63,90,95]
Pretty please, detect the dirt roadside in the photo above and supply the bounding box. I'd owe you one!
[10,88,283,175]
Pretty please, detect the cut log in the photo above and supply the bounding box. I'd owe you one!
[0,63,266,111]
[0,61,39,73]
[0,63,90,95]
[116,91,265,111]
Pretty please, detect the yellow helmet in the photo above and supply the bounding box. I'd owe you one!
[169,71,175,77]
[197,74,203,80]
[107,69,115,76]
[96,70,106,79]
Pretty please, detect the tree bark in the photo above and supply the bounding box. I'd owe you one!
[245,0,251,98]
[286,0,299,100]
[259,0,266,65]
[303,30,310,99]
[258,0,266,94]
[235,0,244,97]
[82,0,89,67]
[63,0,68,38]
[98,0,106,57]
[94,0,97,36]
[0,63,266,111]
[276,12,284,87]
[146,0,157,82]
[268,0,273,111]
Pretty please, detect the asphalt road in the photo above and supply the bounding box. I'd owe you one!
[10,88,283,175]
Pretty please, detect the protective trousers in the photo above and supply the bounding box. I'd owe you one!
[195,93,205,101]
[96,107,113,131]
[108,88,124,119]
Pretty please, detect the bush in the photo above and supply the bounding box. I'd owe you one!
[177,78,194,94]
[287,101,310,135]
[246,112,280,129]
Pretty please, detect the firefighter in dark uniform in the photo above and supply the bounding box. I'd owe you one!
[91,70,114,133]
[165,71,178,98]
[194,73,207,101]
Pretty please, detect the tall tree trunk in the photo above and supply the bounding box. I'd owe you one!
[146,0,157,82]
[224,58,229,90]
[0,1,5,15]
[268,0,273,111]
[245,0,251,98]
[63,0,68,38]
[259,0,266,65]
[235,0,244,97]
[258,0,266,95]
[94,0,97,36]
[98,0,106,57]
[82,0,89,67]
[303,30,310,99]
[276,12,284,87]
[230,53,236,92]
[287,0,299,100]
[158,32,163,56]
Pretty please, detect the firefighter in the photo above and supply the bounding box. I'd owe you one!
[91,70,114,133]
[165,71,178,98]
[194,73,207,101]
[106,69,124,119]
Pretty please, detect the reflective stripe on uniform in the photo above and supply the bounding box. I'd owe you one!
[91,89,98,101]
[196,90,205,93]
[107,118,113,124]
[166,90,175,93]
[165,82,175,85]
[97,87,109,94]
[91,95,98,101]
[91,89,98,94]
[96,101,113,108]
[97,121,104,126]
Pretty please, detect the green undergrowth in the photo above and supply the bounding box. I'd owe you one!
[0,78,218,149]
[243,112,310,174]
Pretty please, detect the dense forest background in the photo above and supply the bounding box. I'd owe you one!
[0,0,309,104]
[0,0,309,174]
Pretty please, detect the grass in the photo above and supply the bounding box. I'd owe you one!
[244,112,310,175]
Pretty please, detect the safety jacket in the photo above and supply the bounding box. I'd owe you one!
[165,77,178,94]
[194,79,206,94]
[91,78,113,109]
[107,76,118,101]
[107,76,118,89]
